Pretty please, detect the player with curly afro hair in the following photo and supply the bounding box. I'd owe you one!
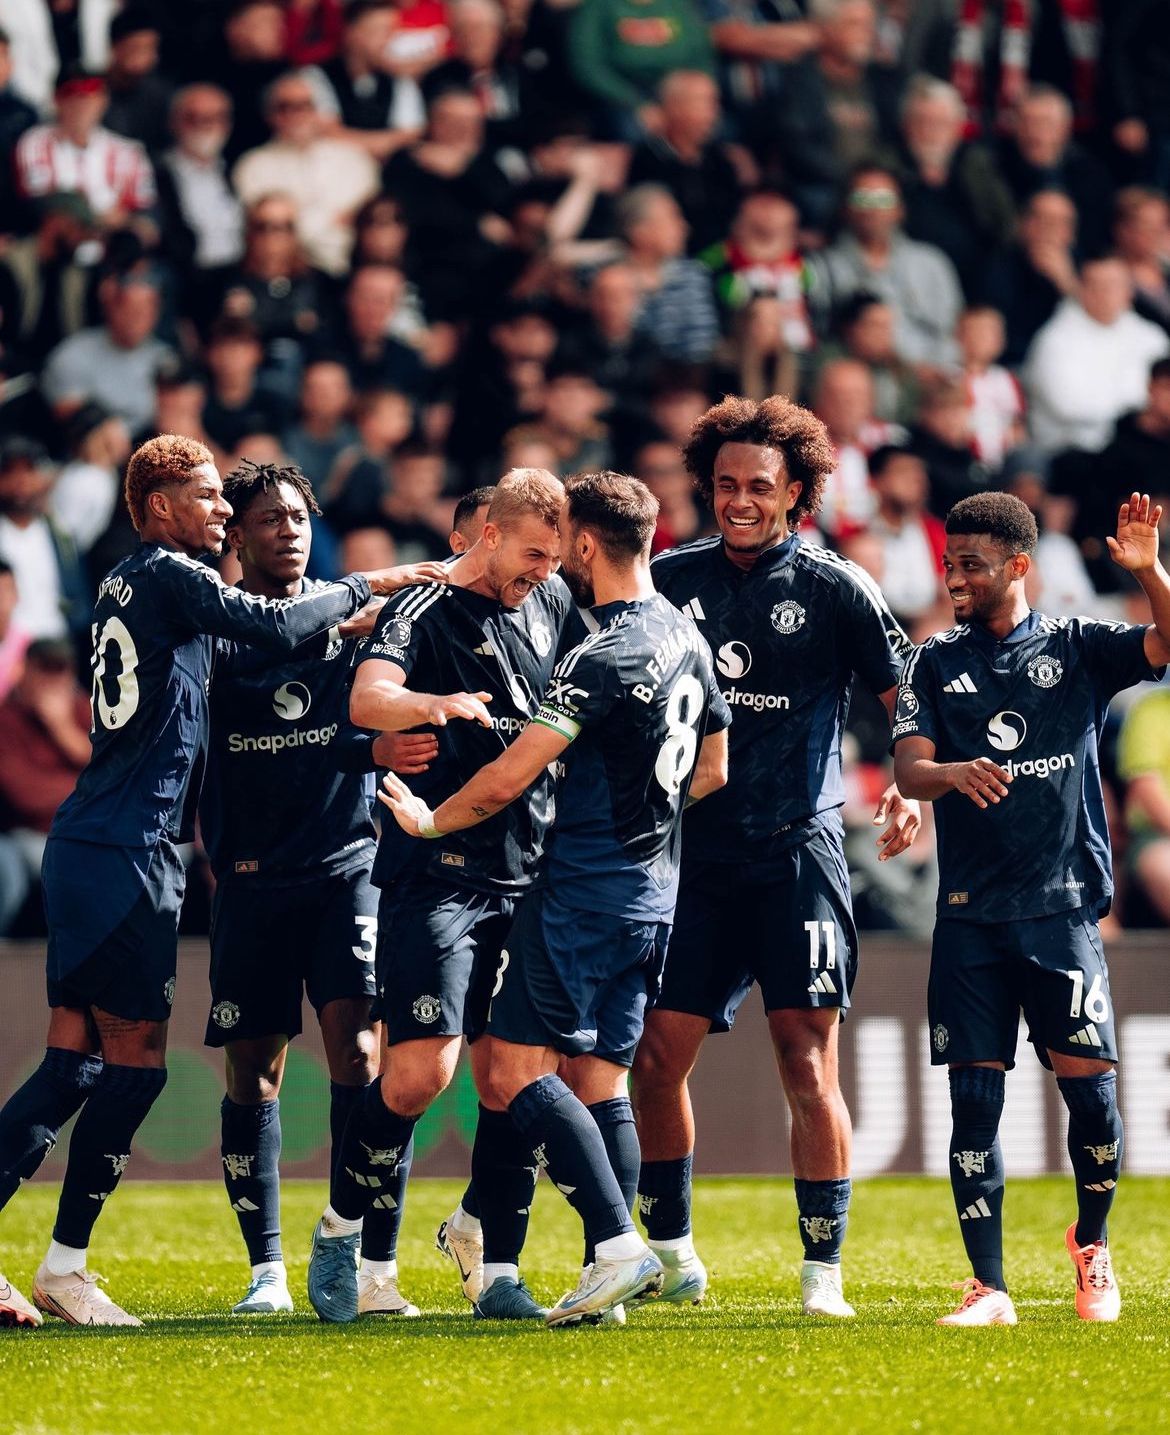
[681,394,837,534]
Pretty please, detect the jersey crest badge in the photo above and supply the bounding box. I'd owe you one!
[1027,654,1063,688]
[529,618,552,656]
[770,600,806,635]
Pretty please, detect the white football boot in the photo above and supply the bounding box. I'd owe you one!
[0,1274,42,1327]
[800,1260,856,1317]
[33,1265,142,1327]
[937,1278,1018,1327]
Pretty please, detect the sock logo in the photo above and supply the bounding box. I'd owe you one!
[960,1197,992,1220]
[800,1216,836,1244]
[532,1144,549,1170]
[637,1194,657,1217]
[106,1153,130,1176]
[952,1150,990,1178]
[223,1153,254,1180]
[232,1197,260,1212]
[360,1142,403,1168]
[1083,1141,1120,1166]
[1083,1179,1117,1192]
[371,1194,399,1211]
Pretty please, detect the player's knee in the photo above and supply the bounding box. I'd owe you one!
[327,1038,378,1088]
[381,1064,448,1115]
[632,1029,691,1093]
[778,1046,837,1107]
[225,1056,282,1104]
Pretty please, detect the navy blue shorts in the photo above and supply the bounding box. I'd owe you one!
[205,863,378,1046]
[656,813,858,1032]
[43,835,186,1023]
[373,876,514,1046]
[487,887,671,1067]
[928,905,1119,1070]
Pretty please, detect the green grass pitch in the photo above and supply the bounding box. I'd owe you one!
[2,1177,1168,1435]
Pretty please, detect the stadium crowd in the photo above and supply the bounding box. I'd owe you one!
[0,0,1168,931]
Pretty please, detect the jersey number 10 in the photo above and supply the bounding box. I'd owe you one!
[91,617,141,729]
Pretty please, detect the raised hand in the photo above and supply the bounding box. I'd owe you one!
[1106,491,1163,574]
[377,770,439,838]
[424,691,493,728]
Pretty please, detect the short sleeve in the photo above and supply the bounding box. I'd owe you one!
[891,645,939,749]
[1072,618,1164,701]
[356,591,434,679]
[533,641,619,742]
[833,563,911,695]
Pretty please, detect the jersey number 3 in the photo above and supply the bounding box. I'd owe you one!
[92,616,141,729]
[654,675,704,796]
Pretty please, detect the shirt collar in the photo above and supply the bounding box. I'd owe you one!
[967,608,1042,649]
[719,531,801,574]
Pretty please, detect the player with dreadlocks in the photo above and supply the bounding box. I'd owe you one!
[198,458,443,1320]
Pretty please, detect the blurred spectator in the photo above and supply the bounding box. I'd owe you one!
[215,194,329,370]
[103,6,172,154]
[0,558,28,703]
[0,439,87,644]
[700,190,812,345]
[0,26,37,225]
[867,444,948,637]
[0,0,114,115]
[156,85,245,308]
[1117,683,1170,925]
[148,358,210,448]
[634,435,705,549]
[449,482,495,551]
[327,262,430,401]
[957,305,1024,469]
[906,376,989,517]
[282,358,359,494]
[40,269,173,432]
[0,194,100,367]
[808,163,963,372]
[812,357,902,536]
[40,269,173,433]
[557,262,663,416]
[321,387,414,532]
[1107,0,1170,191]
[617,184,719,363]
[284,0,348,67]
[1023,255,1169,453]
[381,85,514,314]
[500,425,560,474]
[305,0,422,161]
[382,441,452,560]
[977,187,1079,366]
[645,365,712,448]
[424,0,530,150]
[203,316,293,453]
[567,0,715,143]
[523,359,613,477]
[812,290,916,425]
[760,0,900,232]
[0,637,91,934]
[627,70,745,254]
[232,69,380,276]
[50,401,130,553]
[702,0,818,122]
[1001,449,1100,619]
[997,84,1114,257]
[895,73,1015,294]
[15,65,156,236]
[209,1,291,162]
[1111,185,1170,336]
[338,523,398,574]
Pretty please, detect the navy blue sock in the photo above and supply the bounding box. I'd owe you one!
[472,1105,538,1266]
[330,1079,417,1224]
[221,1097,282,1266]
[509,1075,633,1247]
[584,1097,640,1265]
[330,1081,406,1262]
[794,1178,852,1264]
[53,1064,168,1248]
[948,1066,1007,1291]
[0,1048,103,1211]
[637,1155,693,1242]
[1058,1071,1123,1246]
[459,1182,480,1220]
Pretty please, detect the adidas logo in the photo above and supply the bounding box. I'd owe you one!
[960,1197,992,1221]
[344,1167,383,1188]
[232,1197,260,1213]
[371,1194,399,1211]
[943,672,978,693]
[473,642,494,657]
[808,972,837,995]
[1069,1024,1103,1048]
[1083,1180,1117,1193]
[681,598,706,621]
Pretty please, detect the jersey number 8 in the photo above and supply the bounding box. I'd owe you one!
[654,675,704,796]
[92,616,141,729]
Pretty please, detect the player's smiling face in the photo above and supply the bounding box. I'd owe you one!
[483,511,560,608]
[228,480,311,587]
[712,442,801,563]
[169,462,232,556]
[942,533,1028,625]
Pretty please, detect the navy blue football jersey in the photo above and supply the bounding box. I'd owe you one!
[201,583,379,881]
[533,592,732,921]
[894,611,1164,921]
[651,534,909,860]
[52,543,370,849]
[358,573,581,894]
